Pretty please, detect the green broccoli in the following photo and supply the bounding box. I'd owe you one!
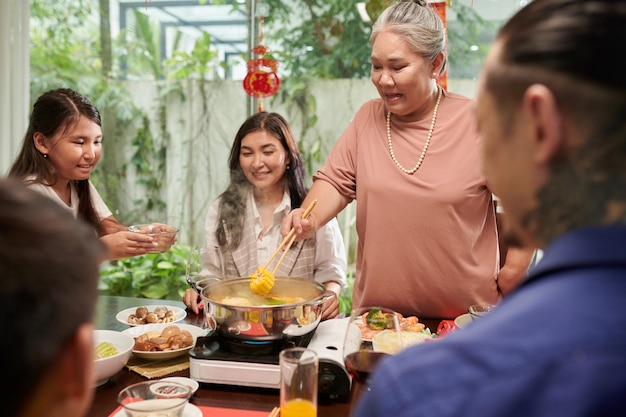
[366,308,390,330]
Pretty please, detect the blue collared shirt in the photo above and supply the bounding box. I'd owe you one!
[353,226,626,417]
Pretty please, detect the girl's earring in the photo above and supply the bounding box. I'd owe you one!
[43,154,48,158]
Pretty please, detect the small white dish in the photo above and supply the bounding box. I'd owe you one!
[112,402,201,417]
[454,313,472,329]
[161,377,200,395]
[122,323,207,360]
[116,305,187,327]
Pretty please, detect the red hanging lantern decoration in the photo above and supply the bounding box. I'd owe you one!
[243,14,280,112]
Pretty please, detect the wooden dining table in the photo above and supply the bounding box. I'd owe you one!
[90,295,357,417]
[91,295,448,417]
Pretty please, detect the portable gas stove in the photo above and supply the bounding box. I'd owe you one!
[189,318,353,401]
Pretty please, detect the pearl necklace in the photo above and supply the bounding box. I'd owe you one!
[386,87,443,175]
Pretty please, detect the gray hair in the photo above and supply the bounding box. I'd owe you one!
[370,0,447,74]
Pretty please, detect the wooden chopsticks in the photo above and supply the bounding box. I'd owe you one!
[260,199,317,274]
[272,233,297,274]
[268,406,280,417]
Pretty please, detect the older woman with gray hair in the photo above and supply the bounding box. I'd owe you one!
[282,0,532,320]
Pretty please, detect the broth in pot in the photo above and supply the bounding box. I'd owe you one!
[201,277,331,342]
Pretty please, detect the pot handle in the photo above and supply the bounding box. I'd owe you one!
[187,276,220,295]
[306,290,336,307]
[320,290,337,303]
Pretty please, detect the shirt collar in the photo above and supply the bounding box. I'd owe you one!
[248,189,292,219]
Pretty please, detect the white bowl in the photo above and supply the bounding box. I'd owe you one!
[93,330,134,387]
[115,305,187,327]
[122,323,207,360]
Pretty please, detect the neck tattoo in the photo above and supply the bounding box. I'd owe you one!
[386,86,443,175]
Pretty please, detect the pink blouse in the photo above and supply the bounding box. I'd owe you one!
[314,91,500,319]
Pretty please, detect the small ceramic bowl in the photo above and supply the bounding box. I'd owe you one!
[160,377,200,395]
[118,380,192,417]
[454,313,472,329]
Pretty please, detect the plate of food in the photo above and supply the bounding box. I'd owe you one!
[116,305,187,326]
[122,323,208,360]
[356,310,430,341]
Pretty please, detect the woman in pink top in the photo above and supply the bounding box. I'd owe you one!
[282,0,533,319]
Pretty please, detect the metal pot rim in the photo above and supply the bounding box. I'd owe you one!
[201,276,326,308]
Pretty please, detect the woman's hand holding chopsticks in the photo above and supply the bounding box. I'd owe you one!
[250,200,318,295]
[280,202,318,242]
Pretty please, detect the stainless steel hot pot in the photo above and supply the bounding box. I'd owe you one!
[200,276,333,342]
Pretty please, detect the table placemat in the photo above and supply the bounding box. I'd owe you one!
[124,354,190,379]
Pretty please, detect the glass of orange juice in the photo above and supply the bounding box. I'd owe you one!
[279,347,318,417]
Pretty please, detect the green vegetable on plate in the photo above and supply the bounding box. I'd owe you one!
[366,308,390,330]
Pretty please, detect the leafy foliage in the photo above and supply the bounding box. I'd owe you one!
[99,245,192,300]
[262,0,492,81]
[447,2,496,79]
[338,268,356,316]
[29,0,101,100]
[129,114,168,215]
[121,9,163,80]
[264,0,372,79]
[163,32,225,80]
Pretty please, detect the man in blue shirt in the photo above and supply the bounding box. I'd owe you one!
[353,1,626,416]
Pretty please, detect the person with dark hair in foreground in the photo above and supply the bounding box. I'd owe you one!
[353,0,626,416]
[0,179,106,417]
